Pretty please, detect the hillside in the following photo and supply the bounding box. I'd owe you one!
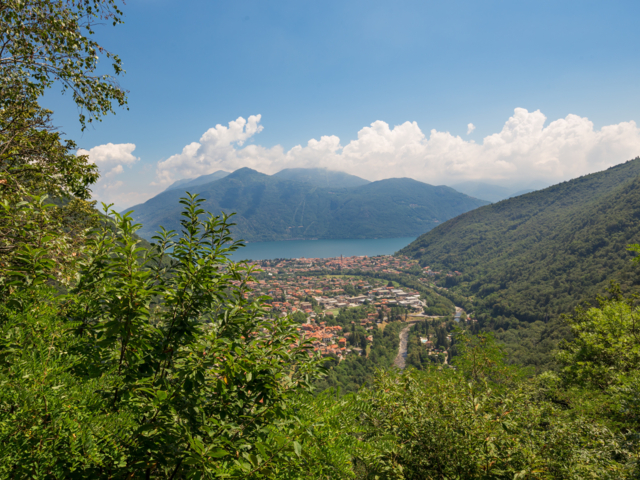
[400,158,640,367]
[126,168,488,242]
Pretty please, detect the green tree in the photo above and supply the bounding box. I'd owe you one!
[0,98,99,283]
[352,367,627,479]
[0,195,322,478]
[556,284,640,457]
[0,0,127,288]
[1,0,127,127]
[557,285,639,391]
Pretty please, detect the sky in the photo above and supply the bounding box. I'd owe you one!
[42,0,640,209]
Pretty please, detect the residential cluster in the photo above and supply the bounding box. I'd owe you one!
[236,255,441,359]
[251,254,425,276]
[245,274,426,319]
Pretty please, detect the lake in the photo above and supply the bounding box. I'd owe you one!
[229,237,417,261]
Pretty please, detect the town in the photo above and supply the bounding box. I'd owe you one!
[236,254,470,360]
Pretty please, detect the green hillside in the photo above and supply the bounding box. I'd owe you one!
[400,158,640,367]
[163,170,229,192]
[126,167,488,242]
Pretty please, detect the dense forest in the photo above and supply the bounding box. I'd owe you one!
[2,1,640,478]
[400,160,640,369]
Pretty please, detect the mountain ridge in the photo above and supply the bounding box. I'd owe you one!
[127,168,488,242]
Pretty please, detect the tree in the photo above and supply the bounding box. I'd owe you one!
[0,0,127,288]
[1,0,127,128]
[350,366,627,479]
[0,195,323,478]
[0,95,99,283]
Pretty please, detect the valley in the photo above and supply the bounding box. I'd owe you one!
[7,0,640,475]
[243,254,466,392]
[237,158,640,379]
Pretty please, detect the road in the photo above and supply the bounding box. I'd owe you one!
[393,325,411,369]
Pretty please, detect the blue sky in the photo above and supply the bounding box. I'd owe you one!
[43,0,640,208]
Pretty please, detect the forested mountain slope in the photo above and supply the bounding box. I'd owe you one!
[400,158,640,366]
[127,167,488,242]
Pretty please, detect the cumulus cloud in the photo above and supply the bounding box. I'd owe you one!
[154,109,640,188]
[78,143,139,168]
[154,115,265,185]
[77,143,140,206]
[467,123,475,135]
[105,164,124,177]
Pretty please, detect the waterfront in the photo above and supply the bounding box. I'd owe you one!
[230,237,417,261]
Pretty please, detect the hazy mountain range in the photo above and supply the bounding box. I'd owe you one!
[126,168,488,242]
[164,169,539,203]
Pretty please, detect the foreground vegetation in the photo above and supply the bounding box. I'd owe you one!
[3,215,640,477]
[2,0,640,477]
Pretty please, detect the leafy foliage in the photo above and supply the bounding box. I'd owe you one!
[353,366,630,479]
[0,196,322,478]
[0,98,99,280]
[1,0,127,127]
[0,0,124,290]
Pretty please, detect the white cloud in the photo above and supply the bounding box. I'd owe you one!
[77,143,140,207]
[105,164,124,177]
[155,108,640,188]
[154,115,265,185]
[78,143,139,168]
[467,123,475,135]
[102,180,124,191]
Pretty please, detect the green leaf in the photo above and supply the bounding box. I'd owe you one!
[209,448,228,458]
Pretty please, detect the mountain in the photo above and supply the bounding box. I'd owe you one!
[401,158,640,368]
[272,168,370,188]
[451,181,541,202]
[164,170,230,192]
[126,167,488,242]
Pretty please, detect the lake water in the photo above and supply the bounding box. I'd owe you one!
[229,237,417,261]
